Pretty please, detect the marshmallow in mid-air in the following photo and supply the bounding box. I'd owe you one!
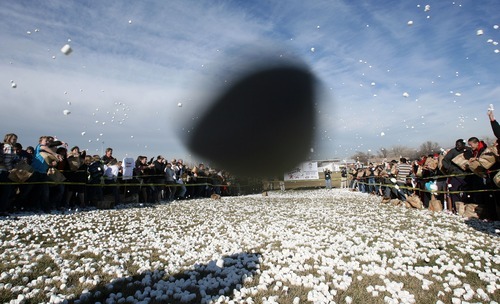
[61,44,73,55]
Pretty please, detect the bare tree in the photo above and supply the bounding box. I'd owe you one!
[390,145,412,159]
[418,141,440,156]
[354,142,444,164]
[351,151,369,165]
[377,147,388,158]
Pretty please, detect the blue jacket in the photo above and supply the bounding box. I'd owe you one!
[31,144,49,173]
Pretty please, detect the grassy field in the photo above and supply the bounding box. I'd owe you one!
[0,189,499,303]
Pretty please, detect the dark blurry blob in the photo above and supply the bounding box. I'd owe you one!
[186,64,316,178]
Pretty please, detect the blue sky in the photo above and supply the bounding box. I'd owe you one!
[1,0,499,165]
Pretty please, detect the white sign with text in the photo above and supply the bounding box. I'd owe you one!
[284,162,319,180]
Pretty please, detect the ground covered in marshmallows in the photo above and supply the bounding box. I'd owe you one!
[0,189,499,304]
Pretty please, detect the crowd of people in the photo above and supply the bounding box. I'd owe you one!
[343,109,500,221]
[0,135,235,215]
[2,109,500,219]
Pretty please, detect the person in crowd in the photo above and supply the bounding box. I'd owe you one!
[135,156,155,203]
[101,147,116,165]
[187,165,198,198]
[400,158,415,197]
[361,165,371,193]
[340,166,348,189]
[152,155,166,202]
[355,166,365,192]
[219,170,231,196]
[0,143,7,216]
[13,142,31,164]
[87,155,104,206]
[486,108,500,219]
[441,139,472,213]
[375,162,390,196]
[0,133,18,215]
[8,142,32,209]
[468,122,500,219]
[414,155,428,206]
[33,136,66,211]
[431,153,447,209]
[465,137,489,206]
[467,137,487,160]
[355,159,362,169]
[145,156,159,202]
[211,169,224,196]
[117,160,123,175]
[172,159,187,199]
[367,163,378,194]
[348,164,357,189]
[488,107,500,139]
[104,158,121,206]
[384,159,408,201]
[25,146,34,163]
[324,169,332,189]
[194,163,208,198]
[164,162,176,201]
[415,154,442,208]
[2,133,18,170]
[64,146,87,208]
[50,146,69,209]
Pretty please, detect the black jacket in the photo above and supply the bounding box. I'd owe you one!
[491,120,500,139]
[442,147,471,178]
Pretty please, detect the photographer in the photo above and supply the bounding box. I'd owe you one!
[324,169,332,189]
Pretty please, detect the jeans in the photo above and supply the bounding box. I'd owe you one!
[164,181,176,201]
[368,177,378,194]
[325,178,332,189]
[384,182,407,201]
[358,180,366,193]
[175,179,187,198]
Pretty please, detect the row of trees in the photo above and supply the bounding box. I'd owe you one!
[351,141,440,164]
[351,137,496,164]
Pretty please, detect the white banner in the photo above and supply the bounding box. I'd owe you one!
[122,157,135,180]
[284,162,319,181]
